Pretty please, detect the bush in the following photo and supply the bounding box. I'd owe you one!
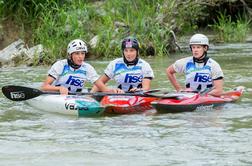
[211,11,251,42]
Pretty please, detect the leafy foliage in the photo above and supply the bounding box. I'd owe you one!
[211,11,251,42]
[0,0,251,64]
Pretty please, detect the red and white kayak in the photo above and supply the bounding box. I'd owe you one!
[151,86,244,113]
[101,95,157,114]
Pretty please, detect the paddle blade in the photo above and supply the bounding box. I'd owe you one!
[2,85,42,101]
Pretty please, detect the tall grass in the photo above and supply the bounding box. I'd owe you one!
[33,3,92,64]
[0,0,60,26]
[2,0,249,65]
[211,11,251,42]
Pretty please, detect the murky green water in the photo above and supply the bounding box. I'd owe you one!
[0,41,252,165]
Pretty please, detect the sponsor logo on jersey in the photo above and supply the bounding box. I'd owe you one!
[124,73,143,83]
[194,73,211,82]
[65,76,84,87]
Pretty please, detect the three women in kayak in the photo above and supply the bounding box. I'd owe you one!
[92,36,154,93]
[166,33,224,96]
[42,34,222,96]
[41,39,122,95]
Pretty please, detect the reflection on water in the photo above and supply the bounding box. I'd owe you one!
[0,41,252,165]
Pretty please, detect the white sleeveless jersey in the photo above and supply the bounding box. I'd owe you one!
[104,58,154,91]
[173,57,224,92]
[48,59,99,92]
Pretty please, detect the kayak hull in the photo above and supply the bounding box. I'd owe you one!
[26,95,104,117]
[152,102,225,113]
[152,87,244,113]
[101,96,157,114]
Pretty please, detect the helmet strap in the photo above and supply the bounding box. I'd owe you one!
[193,52,209,63]
[123,54,139,66]
[67,57,81,69]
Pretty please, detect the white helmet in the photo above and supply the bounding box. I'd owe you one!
[189,34,209,46]
[67,39,88,55]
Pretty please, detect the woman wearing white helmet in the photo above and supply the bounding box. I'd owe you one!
[166,34,224,96]
[41,39,116,94]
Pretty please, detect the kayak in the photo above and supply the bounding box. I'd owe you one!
[151,86,244,113]
[26,95,104,117]
[101,95,157,114]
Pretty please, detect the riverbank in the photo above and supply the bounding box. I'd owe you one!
[0,0,251,65]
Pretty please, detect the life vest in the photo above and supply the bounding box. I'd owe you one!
[49,60,98,93]
[185,59,213,92]
[104,58,154,92]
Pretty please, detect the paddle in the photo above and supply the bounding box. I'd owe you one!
[2,85,180,101]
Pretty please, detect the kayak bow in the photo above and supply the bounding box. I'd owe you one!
[26,94,104,117]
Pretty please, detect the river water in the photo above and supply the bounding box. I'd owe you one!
[0,41,252,165]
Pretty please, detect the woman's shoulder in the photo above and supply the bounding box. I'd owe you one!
[112,57,123,63]
[54,59,67,63]
[180,56,192,61]
[205,58,221,69]
[175,56,192,64]
[138,58,147,62]
[138,58,152,65]
[52,59,67,66]
[107,58,124,65]
[81,61,95,68]
[208,57,220,64]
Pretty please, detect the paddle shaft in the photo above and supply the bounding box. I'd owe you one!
[2,85,179,101]
[44,91,156,97]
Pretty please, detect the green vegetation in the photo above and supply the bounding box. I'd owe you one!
[0,0,251,65]
[211,11,251,42]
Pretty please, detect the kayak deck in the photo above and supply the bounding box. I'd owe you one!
[101,95,157,114]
